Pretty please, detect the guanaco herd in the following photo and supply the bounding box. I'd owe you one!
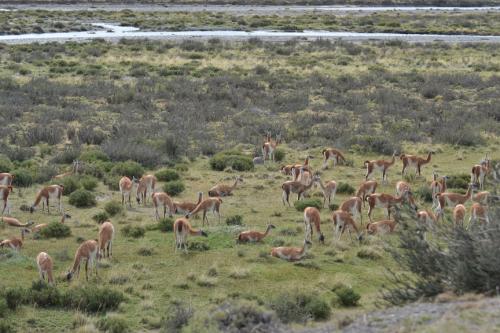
[0,138,496,284]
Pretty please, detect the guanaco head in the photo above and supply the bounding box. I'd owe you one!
[319,233,325,244]
[30,206,35,214]
[66,271,74,281]
[201,231,208,237]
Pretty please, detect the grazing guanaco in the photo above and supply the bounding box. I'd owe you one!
[472,190,490,205]
[304,207,324,243]
[136,174,157,205]
[262,133,279,161]
[174,192,203,215]
[1,216,34,228]
[430,172,447,209]
[366,219,396,235]
[208,176,243,197]
[174,217,207,253]
[322,148,346,170]
[400,152,432,176]
[471,158,491,190]
[315,176,337,208]
[435,185,474,219]
[356,180,377,207]
[416,210,437,227]
[152,192,176,220]
[297,167,312,186]
[366,191,412,222]
[469,203,490,225]
[30,185,64,214]
[237,224,276,243]
[98,221,114,259]
[339,197,363,226]
[292,156,313,177]
[395,181,418,211]
[36,252,54,285]
[271,239,312,261]
[453,204,466,226]
[331,210,363,242]
[0,185,13,215]
[119,176,138,207]
[280,164,295,176]
[0,172,14,186]
[364,152,396,184]
[0,234,23,251]
[186,197,222,225]
[281,173,318,207]
[66,240,99,281]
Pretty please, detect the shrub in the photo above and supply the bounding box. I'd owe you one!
[104,174,121,191]
[92,211,109,224]
[175,163,189,172]
[40,222,71,239]
[270,291,330,323]
[357,247,382,260]
[56,176,80,196]
[155,168,180,182]
[211,301,282,333]
[4,287,26,310]
[50,146,81,164]
[0,155,13,172]
[328,203,339,211]
[334,286,361,307]
[415,186,433,203]
[294,198,322,212]
[209,151,254,172]
[122,225,145,238]
[104,201,122,216]
[0,322,13,333]
[69,189,96,208]
[79,149,109,162]
[188,240,209,252]
[11,168,33,188]
[304,298,331,321]
[226,215,243,226]
[161,302,194,333]
[30,281,61,307]
[273,148,285,162]
[97,315,130,333]
[80,176,98,191]
[336,182,355,195]
[163,180,185,196]
[446,173,470,189]
[63,286,124,313]
[0,298,7,318]
[110,161,144,179]
[158,217,174,232]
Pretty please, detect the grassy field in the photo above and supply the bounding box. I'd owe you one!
[3,10,500,35]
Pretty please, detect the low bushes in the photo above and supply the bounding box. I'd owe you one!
[273,148,286,162]
[446,173,470,189]
[69,189,96,208]
[158,217,174,232]
[294,198,322,212]
[210,150,254,172]
[110,161,144,179]
[270,291,331,323]
[0,155,13,172]
[11,168,33,188]
[39,222,71,239]
[57,176,80,196]
[226,215,243,226]
[415,186,433,203]
[163,180,185,196]
[97,315,130,333]
[92,211,109,224]
[334,285,361,307]
[336,182,355,195]
[155,168,180,182]
[104,201,122,216]
[161,301,194,333]
[80,176,98,191]
[122,225,145,238]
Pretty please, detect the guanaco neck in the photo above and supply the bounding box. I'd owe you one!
[423,152,432,164]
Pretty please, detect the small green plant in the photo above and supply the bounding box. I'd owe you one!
[97,315,130,333]
[337,182,355,195]
[158,217,174,232]
[163,180,185,196]
[80,176,98,191]
[270,291,331,323]
[40,222,71,239]
[104,201,123,216]
[92,211,109,224]
[334,286,361,307]
[273,148,285,162]
[4,287,26,310]
[68,189,96,208]
[357,247,382,260]
[122,225,145,238]
[446,173,470,189]
[294,198,322,211]
[209,150,254,171]
[226,215,243,226]
[188,240,210,252]
[110,161,144,179]
[155,168,180,182]
[328,203,339,211]
[56,176,80,196]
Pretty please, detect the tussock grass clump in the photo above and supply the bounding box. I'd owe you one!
[92,211,109,224]
[229,267,250,279]
[161,301,193,333]
[270,291,331,323]
[104,201,122,216]
[163,180,185,196]
[40,222,71,239]
[446,173,470,189]
[357,247,382,260]
[333,285,361,307]
[294,198,322,212]
[336,182,355,195]
[122,225,145,239]
[69,189,96,208]
[157,217,174,232]
[273,148,286,162]
[96,315,130,333]
[225,215,243,226]
[137,247,155,256]
[415,186,433,203]
[109,275,130,285]
[196,275,217,287]
[188,240,210,252]
[155,168,180,182]
[209,301,283,332]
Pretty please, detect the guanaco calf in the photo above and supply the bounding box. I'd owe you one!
[430,172,447,209]
[208,176,243,197]
[136,174,157,205]
[356,180,377,207]
[66,240,99,281]
[36,252,54,285]
[281,173,318,206]
[453,204,466,226]
[174,192,203,215]
[331,210,363,242]
[30,185,64,214]
[304,207,324,243]
[174,217,208,253]
[271,239,311,261]
[186,197,222,225]
[98,221,114,259]
[469,203,490,226]
[322,148,346,170]
[152,192,176,220]
[0,185,13,215]
[316,176,337,208]
[366,220,396,235]
[237,224,276,243]
[400,152,432,176]
[364,152,396,184]
[119,176,137,207]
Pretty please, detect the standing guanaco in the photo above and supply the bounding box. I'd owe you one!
[36,252,54,285]
[471,158,491,190]
[185,197,222,225]
[119,176,138,207]
[208,176,243,197]
[331,210,363,242]
[453,204,466,226]
[0,185,13,215]
[262,133,278,161]
[237,224,276,243]
[366,191,411,222]
[472,190,490,205]
[30,185,64,214]
[152,192,176,220]
[396,181,418,211]
[136,175,157,205]
[98,221,114,259]
[304,207,324,243]
[339,197,363,226]
[174,217,208,253]
[469,203,490,226]
[174,192,203,215]
[416,210,437,227]
[364,152,396,184]
[271,239,311,261]
[322,148,346,170]
[430,172,447,209]
[292,156,313,177]
[66,240,99,281]
[400,152,432,176]
[435,184,474,219]
[315,176,337,208]
[0,172,14,186]
[356,180,377,207]
[297,168,312,186]
[281,173,318,207]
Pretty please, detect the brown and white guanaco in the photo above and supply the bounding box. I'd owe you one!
[395,181,418,211]
[237,224,276,243]
[435,184,474,219]
[322,148,346,170]
[36,252,54,285]
[366,191,413,222]
[469,203,490,226]
[400,152,432,176]
[174,192,203,215]
[30,185,64,214]
[366,219,396,235]
[271,239,311,261]
[304,207,324,243]
[262,133,279,161]
[186,197,222,225]
[0,234,23,251]
[0,172,14,186]
[452,204,466,226]
[315,176,337,208]
[471,157,491,190]
[98,221,114,259]
[66,240,99,281]
[430,172,447,209]
[339,197,363,226]
[152,192,176,220]
[208,176,243,197]
[364,152,396,184]
[472,190,490,206]
[356,180,377,207]
[281,173,318,206]
[331,210,363,242]
[1,216,34,228]
[0,185,13,215]
[119,176,138,207]
[174,217,208,253]
[416,210,437,227]
[136,174,157,205]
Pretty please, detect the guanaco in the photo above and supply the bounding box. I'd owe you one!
[366,219,396,235]
[0,172,14,186]
[66,240,99,281]
[292,156,313,177]
[416,210,437,227]
[331,210,363,242]
[174,192,203,215]
[304,207,324,243]
[186,197,222,226]
[435,184,473,219]
[364,152,396,184]
[339,197,363,226]
[471,156,491,190]
[356,180,377,207]
[452,204,466,226]
[29,213,71,234]
[296,168,313,186]
[208,176,243,197]
[281,173,318,207]
[271,239,311,261]
[400,152,432,176]
[237,224,276,243]
[262,133,278,161]
[119,176,138,207]
[472,190,490,205]
[322,148,346,170]
[0,234,23,251]
[366,191,412,222]
[315,176,337,208]
[98,221,114,259]
[1,216,34,228]
[430,172,447,209]
[174,217,208,253]
[136,174,157,205]
[469,203,490,225]
[152,192,176,220]
[0,185,13,215]
[396,181,418,211]
[30,184,64,214]
[36,252,54,285]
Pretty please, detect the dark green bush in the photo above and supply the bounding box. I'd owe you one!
[79,149,109,162]
[97,315,130,333]
[92,211,109,224]
[122,225,145,238]
[226,215,243,226]
[63,286,125,313]
[158,217,174,232]
[11,168,33,188]
[155,168,180,182]
[270,291,330,323]
[4,287,26,310]
[163,180,185,196]
[304,298,331,321]
[337,182,355,195]
[328,203,339,211]
[294,198,322,212]
[446,173,470,189]
[188,240,210,252]
[0,155,13,172]
[68,189,96,208]
[0,298,7,318]
[80,176,98,191]
[273,148,286,162]
[334,286,361,307]
[104,174,121,191]
[209,151,254,172]
[110,161,144,179]
[56,176,80,196]
[50,147,81,164]
[0,322,13,333]
[104,201,122,216]
[40,222,71,239]
[415,186,433,203]
[161,302,194,333]
[30,281,61,307]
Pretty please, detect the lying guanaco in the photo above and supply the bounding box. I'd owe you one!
[322,148,346,170]
[174,192,203,215]
[174,217,208,253]
[453,204,466,226]
[400,152,432,176]
[366,219,396,235]
[36,252,54,285]
[98,221,114,259]
[208,176,243,197]
[186,197,222,226]
[66,240,99,281]
[304,207,324,243]
[0,185,13,215]
[152,192,175,220]
[30,185,64,214]
[1,216,34,228]
[331,210,363,242]
[281,173,318,207]
[271,239,312,261]
[237,224,276,243]
[136,174,157,205]
[0,234,23,251]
